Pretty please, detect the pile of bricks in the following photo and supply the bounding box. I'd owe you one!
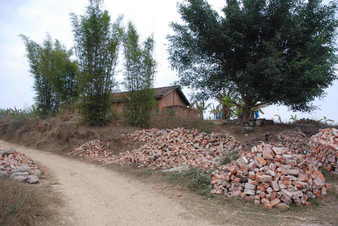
[0,149,41,184]
[278,130,309,154]
[309,128,338,174]
[111,128,242,170]
[211,143,329,208]
[69,140,113,163]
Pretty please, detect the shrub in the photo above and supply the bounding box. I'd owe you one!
[0,107,39,120]
[167,168,213,197]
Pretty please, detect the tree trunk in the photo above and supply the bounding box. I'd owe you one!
[241,107,251,124]
[240,100,254,125]
[222,105,230,120]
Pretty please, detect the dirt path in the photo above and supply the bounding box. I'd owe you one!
[0,140,219,226]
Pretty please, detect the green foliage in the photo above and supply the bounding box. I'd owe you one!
[290,114,299,122]
[319,116,335,124]
[125,89,156,127]
[21,35,79,116]
[190,92,210,120]
[274,114,283,123]
[0,107,39,120]
[167,168,213,197]
[71,0,122,126]
[123,22,156,127]
[168,0,338,122]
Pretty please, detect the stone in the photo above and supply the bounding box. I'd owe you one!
[26,175,39,184]
[276,203,290,209]
[161,165,190,173]
[244,183,256,190]
[256,174,272,183]
[12,175,27,182]
[0,149,15,157]
[287,169,299,176]
[262,146,274,160]
[241,126,255,133]
[272,147,287,155]
[13,165,31,173]
[271,181,279,191]
[255,157,267,167]
[281,189,293,203]
[254,199,261,205]
[313,178,325,186]
[0,170,8,178]
[270,198,281,207]
[10,172,29,178]
[244,189,256,196]
[31,169,42,177]
[267,169,276,177]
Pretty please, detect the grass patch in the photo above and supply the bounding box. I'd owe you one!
[0,179,60,226]
[165,168,214,197]
[220,151,240,165]
[321,169,338,182]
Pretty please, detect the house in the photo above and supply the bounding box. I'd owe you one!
[111,85,200,119]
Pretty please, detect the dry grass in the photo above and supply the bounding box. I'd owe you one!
[149,112,213,132]
[0,179,61,226]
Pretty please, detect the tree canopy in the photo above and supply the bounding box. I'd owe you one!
[21,35,79,116]
[168,0,338,122]
[71,0,123,125]
[123,22,156,127]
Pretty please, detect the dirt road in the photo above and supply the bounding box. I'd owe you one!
[0,140,217,226]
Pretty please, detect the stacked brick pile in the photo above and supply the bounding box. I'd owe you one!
[309,128,338,174]
[69,140,113,163]
[0,149,41,184]
[111,128,242,170]
[278,130,309,154]
[211,143,329,208]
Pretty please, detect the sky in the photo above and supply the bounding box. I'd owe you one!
[0,0,337,123]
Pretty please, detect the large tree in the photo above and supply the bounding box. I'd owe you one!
[123,22,156,127]
[21,35,79,116]
[168,0,338,122]
[71,0,122,125]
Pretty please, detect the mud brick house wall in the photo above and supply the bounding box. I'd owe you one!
[112,86,200,119]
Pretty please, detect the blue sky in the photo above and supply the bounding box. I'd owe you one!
[0,0,337,123]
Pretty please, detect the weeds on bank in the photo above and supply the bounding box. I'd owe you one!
[0,107,39,120]
[0,179,54,226]
[150,112,213,133]
[165,168,214,197]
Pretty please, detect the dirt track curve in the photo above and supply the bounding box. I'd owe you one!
[0,140,218,226]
